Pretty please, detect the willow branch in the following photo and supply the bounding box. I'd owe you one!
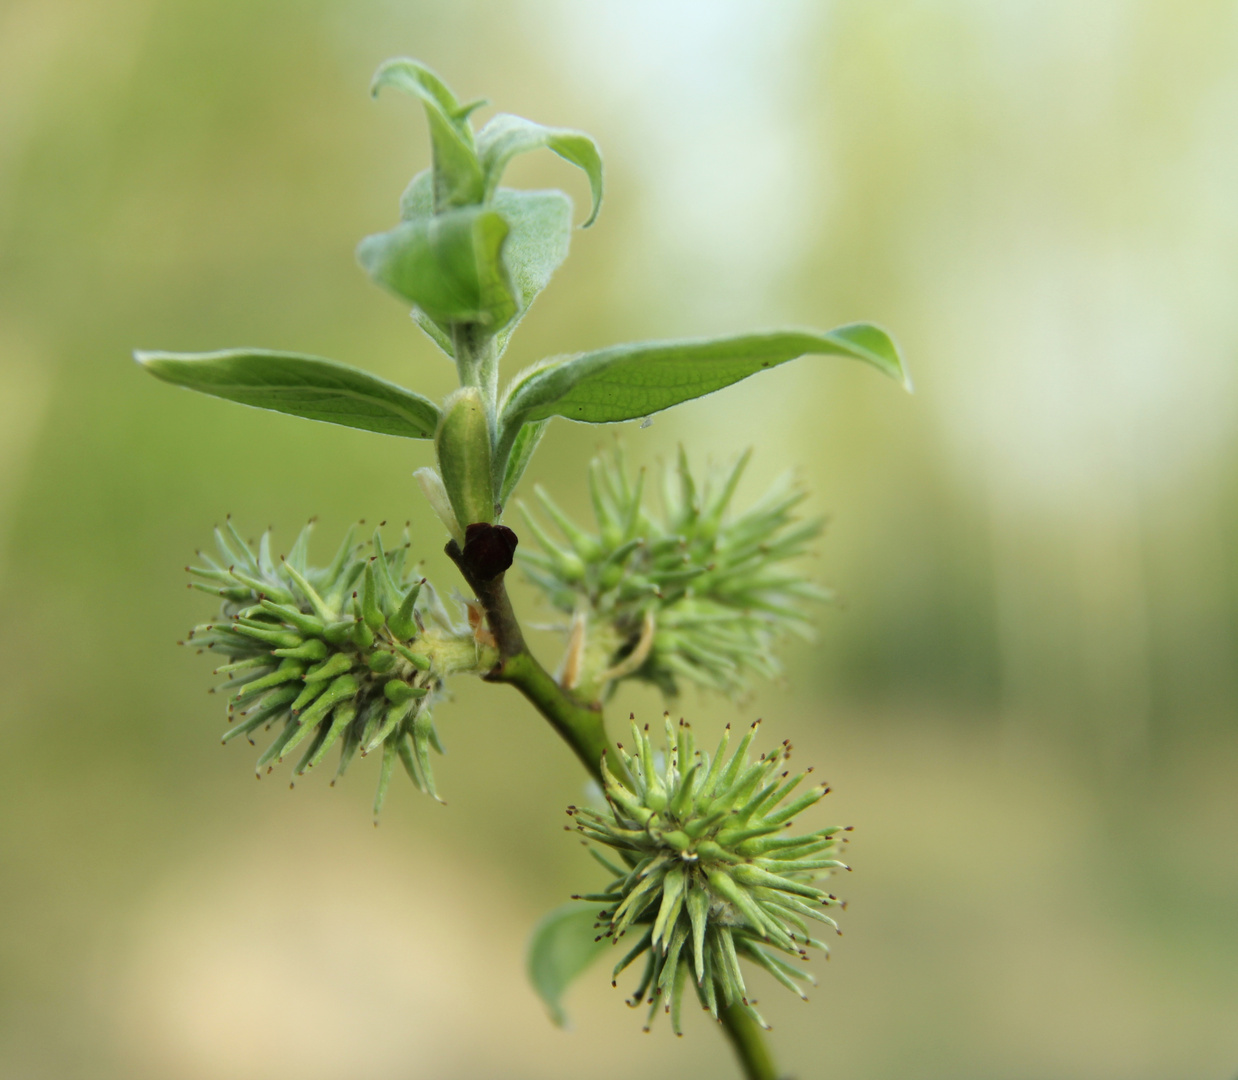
[446,532,781,1080]
[445,536,615,784]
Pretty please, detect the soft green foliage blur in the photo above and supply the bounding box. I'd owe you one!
[1,3,1236,1079]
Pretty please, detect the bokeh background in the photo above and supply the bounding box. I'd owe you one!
[2,2,1237,1077]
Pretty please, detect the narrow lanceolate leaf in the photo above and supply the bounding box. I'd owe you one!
[498,418,549,507]
[357,206,517,330]
[497,325,909,455]
[135,349,441,438]
[526,902,608,1028]
[476,113,604,226]
[371,58,484,211]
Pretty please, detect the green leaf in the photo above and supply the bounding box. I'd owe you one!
[135,349,441,438]
[371,58,484,211]
[397,171,457,358]
[399,168,436,222]
[498,418,549,507]
[399,175,574,361]
[526,902,608,1028]
[357,206,517,330]
[496,324,909,462]
[477,113,604,227]
[492,189,573,357]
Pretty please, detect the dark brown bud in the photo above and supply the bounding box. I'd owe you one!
[461,522,518,579]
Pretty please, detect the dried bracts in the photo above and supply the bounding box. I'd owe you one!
[570,716,848,1034]
[183,519,492,815]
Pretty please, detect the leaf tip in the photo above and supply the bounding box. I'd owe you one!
[579,188,602,229]
[368,56,410,99]
[134,349,172,378]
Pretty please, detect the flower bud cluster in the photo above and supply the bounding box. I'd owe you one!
[519,449,827,698]
[570,715,848,1034]
[184,519,491,815]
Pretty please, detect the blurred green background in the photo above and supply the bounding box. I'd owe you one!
[2,2,1236,1077]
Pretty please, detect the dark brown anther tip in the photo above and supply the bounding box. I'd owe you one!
[460,522,519,580]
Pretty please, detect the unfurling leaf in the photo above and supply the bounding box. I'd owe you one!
[476,113,604,226]
[526,902,608,1028]
[371,58,484,211]
[399,175,573,361]
[357,206,517,329]
[135,349,441,438]
[495,324,909,465]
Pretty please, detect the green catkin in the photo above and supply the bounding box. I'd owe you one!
[305,701,356,770]
[334,723,361,783]
[303,652,355,683]
[365,700,413,754]
[570,717,847,1032]
[292,721,332,778]
[519,448,828,698]
[396,733,424,792]
[185,522,482,812]
[273,637,330,661]
[373,738,398,819]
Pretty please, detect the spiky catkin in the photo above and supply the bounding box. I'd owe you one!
[184,518,492,815]
[518,448,828,699]
[570,715,848,1035]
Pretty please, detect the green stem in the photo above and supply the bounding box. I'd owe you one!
[444,539,616,783]
[451,325,499,428]
[444,537,780,1080]
[721,1004,783,1080]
